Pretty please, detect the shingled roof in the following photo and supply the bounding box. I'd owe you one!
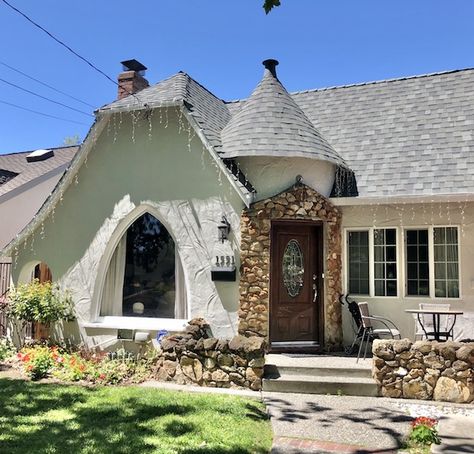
[221,60,344,165]
[0,146,78,198]
[100,65,474,199]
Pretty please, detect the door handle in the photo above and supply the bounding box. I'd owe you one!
[313,283,318,302]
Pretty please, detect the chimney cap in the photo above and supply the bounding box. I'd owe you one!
[121,59,147,73]
[262,59,279,77]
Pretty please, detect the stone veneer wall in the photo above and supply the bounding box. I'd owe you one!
[373,339,474,403]
[153,318,265,390]
[238,183,343,349]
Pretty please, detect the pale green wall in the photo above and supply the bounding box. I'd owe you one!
[12,109,245,344]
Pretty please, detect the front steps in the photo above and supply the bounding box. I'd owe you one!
[262,353,378,397]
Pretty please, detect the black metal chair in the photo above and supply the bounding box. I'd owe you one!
[356,302,401,362]
[340,294,364,355]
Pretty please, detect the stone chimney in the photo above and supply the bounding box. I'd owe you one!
[117,59,149,100]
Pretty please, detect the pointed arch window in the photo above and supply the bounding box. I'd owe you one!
[101,213,187,319]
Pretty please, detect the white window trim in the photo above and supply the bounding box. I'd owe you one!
[82,316,188,332]
[344,225,462,300]
[403,225,462,300]
[345,226,400,299]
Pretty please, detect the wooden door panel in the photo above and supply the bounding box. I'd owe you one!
[270,222,323,346]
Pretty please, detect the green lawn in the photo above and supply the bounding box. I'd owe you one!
[0,378,272,454]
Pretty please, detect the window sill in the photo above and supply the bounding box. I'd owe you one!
[81,316,188,332]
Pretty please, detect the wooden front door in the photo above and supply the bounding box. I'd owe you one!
[270,221,323,349]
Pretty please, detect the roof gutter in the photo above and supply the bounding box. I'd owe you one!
[331,193,474,206]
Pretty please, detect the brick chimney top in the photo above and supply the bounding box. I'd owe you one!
[117,59,149,100]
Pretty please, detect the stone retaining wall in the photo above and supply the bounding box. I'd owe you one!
[152,318,265,390]
[373,339,474,403]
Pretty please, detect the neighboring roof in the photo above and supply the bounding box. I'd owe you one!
[290,68,474,197]
[0,146,78,198]
[221,61,345,165]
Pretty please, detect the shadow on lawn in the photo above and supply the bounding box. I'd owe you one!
[0,378,270,454]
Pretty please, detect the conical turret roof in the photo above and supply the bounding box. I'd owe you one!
[221,60,344,165]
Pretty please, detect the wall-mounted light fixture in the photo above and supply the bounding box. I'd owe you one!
[218,215,231,243]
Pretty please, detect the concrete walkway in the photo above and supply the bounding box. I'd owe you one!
[264,391,474,454]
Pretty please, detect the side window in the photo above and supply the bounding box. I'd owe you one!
[374,228,397,296]
[406,229,429,296]
[434,227,459,298]
[347,231,369,295]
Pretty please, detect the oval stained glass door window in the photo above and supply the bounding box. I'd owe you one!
[282,239,304,297]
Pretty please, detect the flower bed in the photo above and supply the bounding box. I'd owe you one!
[14,344,153,384]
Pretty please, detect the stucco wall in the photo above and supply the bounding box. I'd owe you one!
[0,170,65,250]
[340,201,474,344]
[11,109,245,345]
[237,156,335,201]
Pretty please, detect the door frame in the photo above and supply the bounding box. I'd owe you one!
[269,219,325,352]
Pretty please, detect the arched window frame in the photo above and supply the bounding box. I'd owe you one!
[91,204,189,329]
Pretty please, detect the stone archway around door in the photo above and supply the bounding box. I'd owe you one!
[238,183,343,351]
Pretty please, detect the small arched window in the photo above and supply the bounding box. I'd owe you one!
[101,213,187,319]
[33,262,52,283]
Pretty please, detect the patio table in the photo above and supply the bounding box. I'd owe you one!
[405,309,463,342]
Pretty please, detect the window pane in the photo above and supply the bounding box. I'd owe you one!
[374,246,384,262]
[374,280,385,296]
[447,281,459,298]
[347,231,369,295]
[435,280,447,298]
[407,246,417,261]
[419,245,428,261]
[407,263,418,279]
[385,229,396,245]
[375,263,385,279]
[386,280,397,296]
[386,246,396,262]
[445,227,458,245]
[386,263,397,279]
[447,262,458,280]
[419,230,428,244]
[406,230,418,245]
[433,227,459,299]
[419,263,429,279]
[373,228,398,296]
[374,229,385,245]
[435,264,446,279]
[434,246,445,262]
[419,281,429,296]
[405,229,429,296]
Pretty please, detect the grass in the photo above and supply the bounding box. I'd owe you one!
[0,378,272,454]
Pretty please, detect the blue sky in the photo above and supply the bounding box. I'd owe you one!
[0,0,473,154]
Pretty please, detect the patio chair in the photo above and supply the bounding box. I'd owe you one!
[414,303,453,341]
[356,302,401,362]
[340,294,364,355]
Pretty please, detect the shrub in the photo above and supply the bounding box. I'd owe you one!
[17,346,54,380]
[8,280,75,326]
[0,338,16,362]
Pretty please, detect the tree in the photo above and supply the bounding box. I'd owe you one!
[263,0,281,14]
[63,135,81,146]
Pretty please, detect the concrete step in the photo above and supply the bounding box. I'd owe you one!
[265,363,372,379]
[262,374,378,397]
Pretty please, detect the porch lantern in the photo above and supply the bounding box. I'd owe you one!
[218,216,231,243]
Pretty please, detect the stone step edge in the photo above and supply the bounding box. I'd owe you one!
[263,374,377,385]
[265,365,372,376]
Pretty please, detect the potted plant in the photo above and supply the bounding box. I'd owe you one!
[7,280,75,343]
